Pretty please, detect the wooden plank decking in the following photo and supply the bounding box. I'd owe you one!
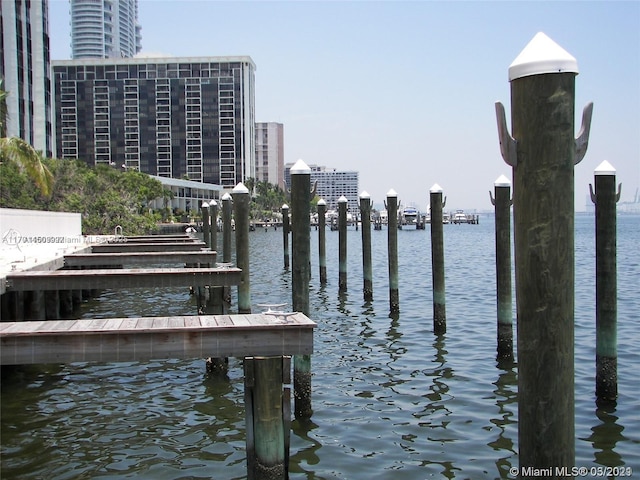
[64,251,218,267]
[4,267,241,291]
[0,313,315,365]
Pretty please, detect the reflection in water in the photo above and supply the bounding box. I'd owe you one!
[490,361,518,478]
[583,405,626,467]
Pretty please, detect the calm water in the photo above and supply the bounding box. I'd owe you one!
[2,214,639,479]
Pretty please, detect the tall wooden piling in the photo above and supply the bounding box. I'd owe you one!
[338,196,348,292]
[490,175,513,361]
[232,183,251,314]
[281,204,290,269]
[496,32,593,473]
[290,159,313,418]
[386,189,399,313]
[209,200,218,253]
[429,184,446,333]
[317,199,327,284]
[221,193,233,264]
[590,160,619,404]
[359,191,373,301]
[245,356,287,479]
[201,202,211,249]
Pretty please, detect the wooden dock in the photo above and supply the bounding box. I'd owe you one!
[0,313,315,365]
[90,242,208,253]
[3,266,241,291]
[64,251,217,267]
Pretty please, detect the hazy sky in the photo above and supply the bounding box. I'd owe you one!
[48,0,639,212]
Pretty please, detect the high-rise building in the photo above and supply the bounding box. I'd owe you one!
[255,122,284,190]
[70,0,142,59]
[52,56,256,188]
[285,163,359,212]
[0,0,53,156]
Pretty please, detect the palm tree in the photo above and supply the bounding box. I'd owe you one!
[0,80,53,197]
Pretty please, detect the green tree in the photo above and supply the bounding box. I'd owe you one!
[0,81,53,197]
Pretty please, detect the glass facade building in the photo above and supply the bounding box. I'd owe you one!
[52,56,256,187]
[71,0,142,59]
[0,0,53,156]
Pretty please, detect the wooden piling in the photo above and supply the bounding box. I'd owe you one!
[338,196,348,292]
[429,184,446,333]
[201,202,211,249]
[232,183,251,314]
[222,193,233,264]
[210,200,218,253]
[496,32,593,473]
[244,356,287,480]
[490,175,513,361]
[290,159,313,419]
[282,204,290,269]
[590,161,619,404]
[359,191,373,301]
[386,190,399,313]
[317,199,327,284]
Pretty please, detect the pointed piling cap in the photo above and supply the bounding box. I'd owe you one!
[221,192,232,201]
[232,182,249,194]
[595,160,616,176]
[317,198,327,206]
[338,195,348,203]
[281,203,289,210]
[359,190,371,199]
[509,32,578,81]
[290,159,311,174]
[386,189,398,197]
[210,199,218,206]
[494,174,511,187]
[202,201,209,208]
[430,183,443,193]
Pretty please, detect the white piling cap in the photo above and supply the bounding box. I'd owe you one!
[221,192,232,200]
[494,174,511,187]
[317,198,327,206]
[509,32,578,81]
[386,189,398,197]
[210,200,218,206]
[430,183,443,193]
[595,160,616,175]
[202,202,209,208]
[232,182,249,194]
[281,203,289,209]
[338,195,348,203]
[290,159,311,174]
[359,190,370,199]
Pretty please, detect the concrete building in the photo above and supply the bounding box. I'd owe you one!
[0,0,53,156]
[52,56,256,189]
[255,122,284,190]
[285,163,359,212]
[70,0,142,59]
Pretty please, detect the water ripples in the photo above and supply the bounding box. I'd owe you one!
[2,215,639,478]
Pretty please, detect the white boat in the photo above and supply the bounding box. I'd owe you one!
[452,209,468,224]
[401,205,419,226]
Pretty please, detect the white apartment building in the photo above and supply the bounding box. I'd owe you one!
[255,122,284,190]
[71,0,142,59]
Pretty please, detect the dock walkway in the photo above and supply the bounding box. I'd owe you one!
[0,312,315,365]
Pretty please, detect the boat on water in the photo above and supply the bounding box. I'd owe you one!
[400,205,419,226]
[452,209,468,224]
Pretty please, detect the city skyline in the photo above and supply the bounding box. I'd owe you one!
[47,0,640,211]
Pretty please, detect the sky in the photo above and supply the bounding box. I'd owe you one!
[47,0,640,212]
